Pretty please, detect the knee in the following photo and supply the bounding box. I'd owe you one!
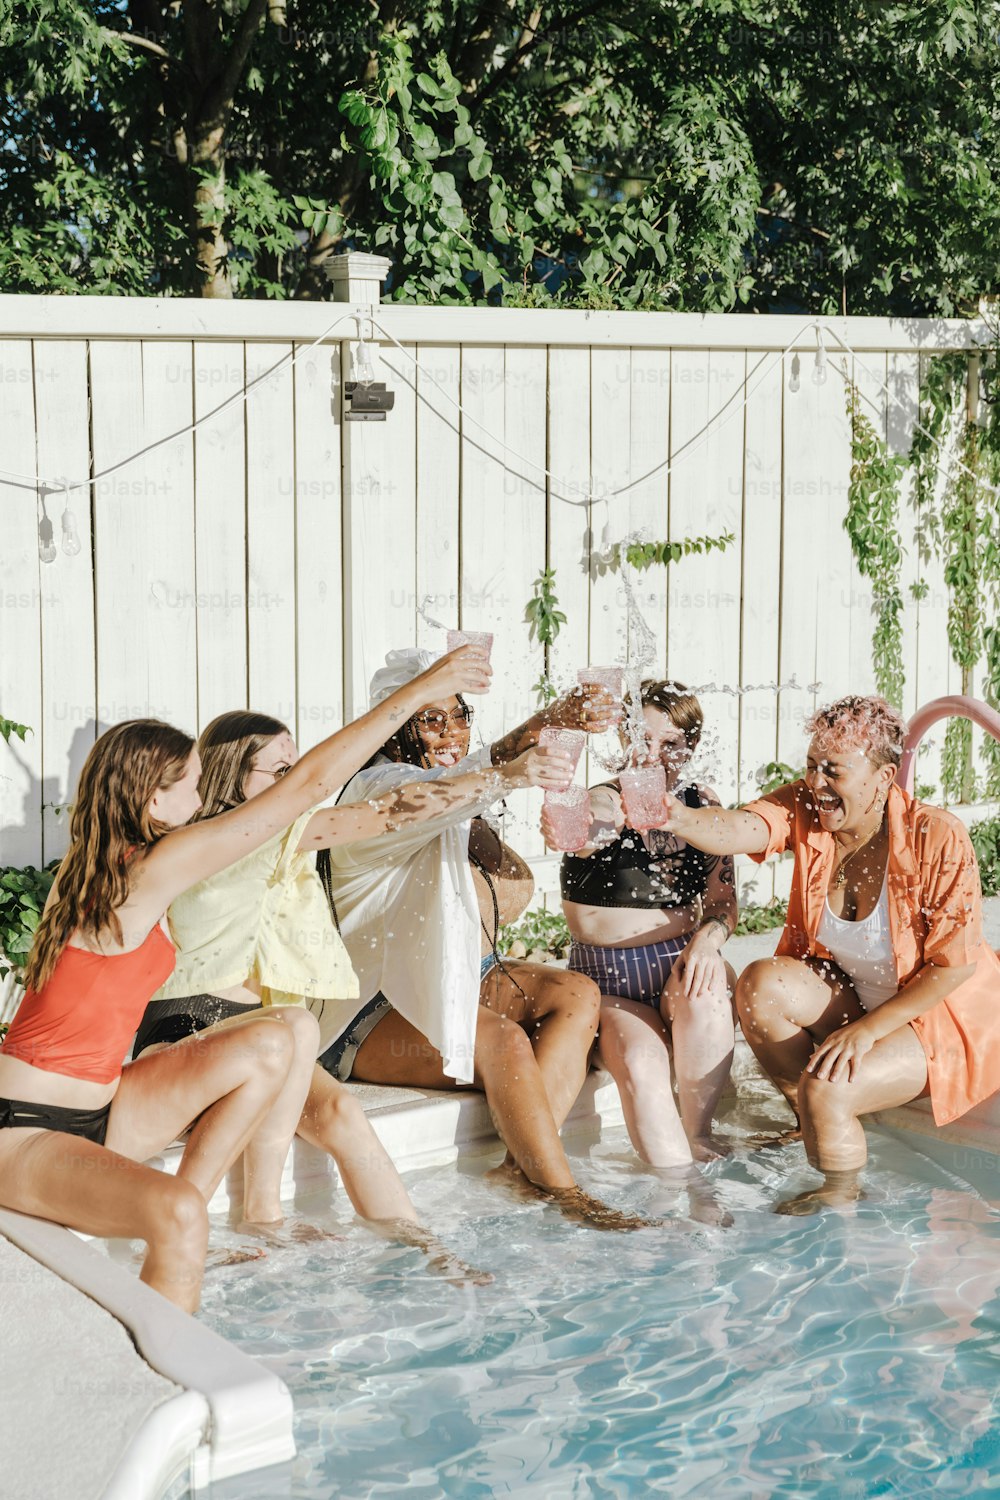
[313,1084,366,1145]
[239,1017,296,1082]
[543,971,601,1030]
[798,1069,855,1125]
[734,958,791,1027]
[272,1005,321,1060]
[477,1011,536,1074]
[151,1177,208,1251]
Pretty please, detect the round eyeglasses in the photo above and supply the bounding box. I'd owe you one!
[413,706,474,735]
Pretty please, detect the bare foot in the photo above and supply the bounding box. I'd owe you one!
[237,1217,346,1248]
[747,1127,803,1151]
[547,1187,662,1233]
[773,1173,865,1216]
[367,1217,494,1287]
[204,1246,267,1270]
[691,1134,733,1163]
[484,1160,546,1202]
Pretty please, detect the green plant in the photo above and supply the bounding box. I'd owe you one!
[844,381,907,708]
[525,567,566,706]
[733,899,788,937]
[0,716,31,745]
[498,906,571,962]
[618,533,735,572]
[754,762,804,796]
[968,815,1000,899]
[0,862,59,982]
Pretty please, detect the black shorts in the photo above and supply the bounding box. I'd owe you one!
[133,993,261,1058]
[0,1096,111,1145]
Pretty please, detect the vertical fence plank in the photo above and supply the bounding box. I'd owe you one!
[847,352,888,702]
[341,342,417,716]
[911,353,956,792]
[626,347,670,672]
[0,340,43,865]
[738,351,784,806]
[245,342,296,725]
[294,341,344,749]
[589,347,631,673]
[193,342,248,730]
[33,340,94,859]
[415,344,461,655]
[546,347,592,700]
[666,349,745,804]
[888,353,922,726]
[139,341,198,734]
[91,342,163,733]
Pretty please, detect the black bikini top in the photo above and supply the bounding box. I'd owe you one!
[560,783,719,909]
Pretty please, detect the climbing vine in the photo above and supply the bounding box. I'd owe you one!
[843,383,907,708]
[524,530,735,705]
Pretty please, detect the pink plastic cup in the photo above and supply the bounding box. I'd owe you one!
[619,765,667,831]
[447,630,494,663]
[538,726,586,776]
[543,785,593,852]
[577,666,624,699]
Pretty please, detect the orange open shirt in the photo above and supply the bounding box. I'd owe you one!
[744,780,1000,1125]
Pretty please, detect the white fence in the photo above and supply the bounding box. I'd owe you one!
[0,289,988,895]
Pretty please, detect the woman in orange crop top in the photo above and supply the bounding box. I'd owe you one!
[0,647,491,1312]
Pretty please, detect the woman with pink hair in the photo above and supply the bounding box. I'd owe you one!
[656,695,1000,1212]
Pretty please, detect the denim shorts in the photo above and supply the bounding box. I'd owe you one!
[317,994,394,1082]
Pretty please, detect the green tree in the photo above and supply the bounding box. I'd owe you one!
[2,1,999,308]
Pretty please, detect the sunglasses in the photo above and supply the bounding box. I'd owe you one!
[412,706,474,735]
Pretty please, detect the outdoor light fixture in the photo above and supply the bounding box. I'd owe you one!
[344,329,395,421]
[812,326,827,386]
[788,353,801,394]
[37,510,56,564]
[61,508,81,556]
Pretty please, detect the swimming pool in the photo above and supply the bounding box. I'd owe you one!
[168,1081,1000,1499]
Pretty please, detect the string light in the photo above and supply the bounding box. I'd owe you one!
[59,483,81,556]
[788,354,801,394]
[37,497,56,564]
[812,325,828,386]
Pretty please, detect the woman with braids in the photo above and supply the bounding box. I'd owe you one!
[551,680,738,1170]
[322,648,653,1233]
[657,695,1000,1213]
[0,648,489,1310]
[132,678,572,1274]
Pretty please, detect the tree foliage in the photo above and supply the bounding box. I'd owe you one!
[2,0,1000,307]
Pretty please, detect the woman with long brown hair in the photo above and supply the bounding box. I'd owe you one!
[131,701,572,1268]
[0,648,490,1310]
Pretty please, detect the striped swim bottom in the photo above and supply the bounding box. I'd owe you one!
[567,934,691,1008]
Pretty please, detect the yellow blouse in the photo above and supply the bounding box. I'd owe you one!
[154,811,359,1008]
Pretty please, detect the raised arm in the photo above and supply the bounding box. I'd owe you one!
[141,649,492,906]
[299,743,574,850]
[489,686,620,765]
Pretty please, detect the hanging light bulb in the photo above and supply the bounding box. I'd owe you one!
[38,513,57,564]
[788,354,801,394]
[353,338,375,388]
[812,327,827,386]
[61,508,81,556]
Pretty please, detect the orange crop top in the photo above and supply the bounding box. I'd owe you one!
[1,924,176,1084]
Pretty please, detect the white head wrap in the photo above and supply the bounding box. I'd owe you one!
[369,647,439,710]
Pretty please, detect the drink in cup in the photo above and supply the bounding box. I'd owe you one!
[538,726,586,773]
[446,630,494,663]
[544,785,593,852]
[577,666,624,700]
[619,765,667,832]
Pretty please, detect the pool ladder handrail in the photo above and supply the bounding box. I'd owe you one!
[898,695,1000,795]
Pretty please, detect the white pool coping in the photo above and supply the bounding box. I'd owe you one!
[0,1206,295,1497]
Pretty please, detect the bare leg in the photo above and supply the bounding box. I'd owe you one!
[661,959,737,1159]
[297,1066,415,1222]
[595,998,692,1168]
[481,963,600,1128]
[0,1129,209,1312]
[107,1015,296,1203]
[735,956,865,1122]
[353,1008,654,1231]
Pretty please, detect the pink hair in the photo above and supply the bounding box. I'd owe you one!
[805,695,904,769]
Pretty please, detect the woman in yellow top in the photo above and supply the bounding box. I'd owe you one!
[133,684,572,1261]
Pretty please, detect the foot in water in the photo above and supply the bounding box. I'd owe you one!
[236,1216,346,1248]
[747,1126,804,1152]
[546,1186,662,1233]
[650,1165,733,1230]
[368,1217,494,1287]
[773,1171,865,1216]
[690,1134,733,1164]
[204,1245,268,1270]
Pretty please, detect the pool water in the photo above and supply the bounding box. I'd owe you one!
[183,1098,1000,1499]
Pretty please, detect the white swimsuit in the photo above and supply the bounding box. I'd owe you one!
[816,869,898,1011]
